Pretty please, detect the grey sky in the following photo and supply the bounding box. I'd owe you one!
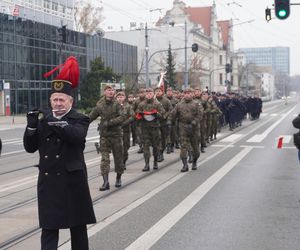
[99,0,299,76]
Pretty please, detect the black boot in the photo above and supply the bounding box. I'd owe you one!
[166,144,171,154]
[188,151,193,163]
[137,146,144,154]
[153,156,158,170]
[99,174,110,191]
[170,144,174,152]
[115,173,122,188]
[192,159,197,170]
[95,142,100,154]
[175,141,180,149]
[181,158,189,172]
[201,145,205,153]
[142,156,150,171]
[157,151,164,162]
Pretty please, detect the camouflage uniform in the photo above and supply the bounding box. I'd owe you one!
[166,94,179,152]
[89,95,125,190]
[169,89,200,172]
[209,97,222,140]
[127,94,137,146]
[155,92,172,161]
[136,91,165,171]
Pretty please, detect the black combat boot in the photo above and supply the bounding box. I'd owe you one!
[115,173,122,188]
[99,174,110,191]
[170,144,174,152]
[157,151,164,162]
[95,142,100,154]
[137,145,144,154]
[175,141,180,149]
[192,158,197,170]
[142,156,150,171]
[166,144,171,154]
[201,144,205,153]
[181,158,189,172]
[188,151,193,163]
[153,156,158,170]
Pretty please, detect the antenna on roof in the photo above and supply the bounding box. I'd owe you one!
[150,8,163,13]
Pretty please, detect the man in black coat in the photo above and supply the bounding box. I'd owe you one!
[23,57,96,250]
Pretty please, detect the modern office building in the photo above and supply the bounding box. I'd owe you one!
[0,0,74,28]
[238,47,290,76]
[0,12,137,115]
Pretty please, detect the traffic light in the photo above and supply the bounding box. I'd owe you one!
[274,0,290,20]
[225,63,232,73]
[265,7,271,22]
[191,43,198,52]
[58,25,67,43]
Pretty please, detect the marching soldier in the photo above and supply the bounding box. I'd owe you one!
[133,89,146,153]
[127,94,137,146]
[154,87,172,161]
[89,85,125,191]
[169,88,200,172]
[136,88,165,171]
[115,91,135,170]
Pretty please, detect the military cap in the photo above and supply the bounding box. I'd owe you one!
[115,91,125,97]
[128,93,134,98]
[145,88,154,92]
[138,88,146,93]
[183,87,193,93]
[104,84,114,91]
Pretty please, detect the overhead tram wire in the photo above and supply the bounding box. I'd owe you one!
[99,0,146,24]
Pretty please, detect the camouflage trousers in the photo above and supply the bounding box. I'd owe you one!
[123,131,130,163]
[141,126,161,159]
[179,123,200,160]
[200,119,207,145]
[136,122,143,147]
[211,113,218,137]
[99,135,124,175]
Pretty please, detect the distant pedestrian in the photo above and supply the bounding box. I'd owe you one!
[292,114,300,162]
[0,138,2,156]
[23,57,96,250]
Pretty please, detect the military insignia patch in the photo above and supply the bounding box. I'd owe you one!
[53,81,64,91]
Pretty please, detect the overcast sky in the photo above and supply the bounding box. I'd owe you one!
[98,0,300,76]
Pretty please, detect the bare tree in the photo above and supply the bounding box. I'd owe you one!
[74,1,104,34]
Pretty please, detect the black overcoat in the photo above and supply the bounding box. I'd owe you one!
[23,109,96,229]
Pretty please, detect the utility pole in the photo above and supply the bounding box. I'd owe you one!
[145,23,149,88]
[184,20,188,88]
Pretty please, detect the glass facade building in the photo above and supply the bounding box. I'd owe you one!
[1,0,74,28]
[0,13,137,114]
[238,47,290,76]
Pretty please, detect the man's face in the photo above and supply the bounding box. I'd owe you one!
[145,91,154,100]
[116,95,126,104]
[194,89,202,97]
[50,93,73,116]
[138,91,145,98]
[155,89,163,97]
[167,90,173,97]
[128,96,134,102]
[184,91,193,100]
[104,88,115,98]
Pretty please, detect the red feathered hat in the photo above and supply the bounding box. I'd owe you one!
[43,56,80,96]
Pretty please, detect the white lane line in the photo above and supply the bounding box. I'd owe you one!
[1,149,26,156]
[247,106,295,143]
[125,147,253,250]
[220,134,242,143]
[270,113,278,116]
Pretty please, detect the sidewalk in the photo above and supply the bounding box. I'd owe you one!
[0,115,26,125]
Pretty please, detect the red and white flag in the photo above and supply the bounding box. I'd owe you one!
[12,5,19,16]
[157,72,166,93]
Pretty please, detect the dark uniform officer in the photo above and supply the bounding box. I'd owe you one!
[23,57,96,250]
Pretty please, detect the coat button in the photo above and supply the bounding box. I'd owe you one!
[46,138,50,141]
[57,172,61,176]
[56,155,60,158]
[57,138,60,142]
[45,172,48,176]
[44,155,48,159]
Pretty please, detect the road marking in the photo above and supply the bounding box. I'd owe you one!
[125,147,253,250]
[270,113,278,116]
[247,107,295,143]
[211,144,235,148]
[219,134,242,143]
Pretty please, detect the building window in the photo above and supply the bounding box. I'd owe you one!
[219,73,223,85]
[219,55,222,65]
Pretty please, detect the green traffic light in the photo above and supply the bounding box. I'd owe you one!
[278,9,287,17]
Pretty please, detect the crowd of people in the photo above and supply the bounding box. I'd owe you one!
[90,85,263,190]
